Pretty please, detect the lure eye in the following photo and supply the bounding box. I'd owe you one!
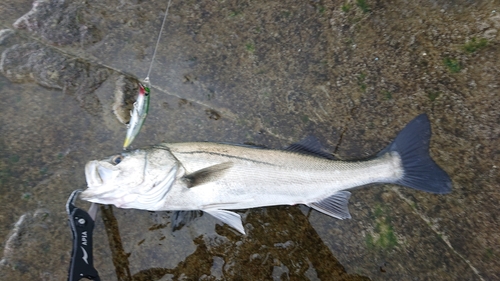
[112,155,124,165]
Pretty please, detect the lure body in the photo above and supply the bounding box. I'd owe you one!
[123,83,150,150]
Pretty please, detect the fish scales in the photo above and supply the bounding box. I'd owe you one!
[162,143,403,209]
[82,114,452,234]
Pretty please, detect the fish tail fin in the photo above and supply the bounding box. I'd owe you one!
[379,114,452,194]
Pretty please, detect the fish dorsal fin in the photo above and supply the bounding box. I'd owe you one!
[204,209,245,234]
[285,136,335,160]
[309,191,352,219]
[182,162,233,188]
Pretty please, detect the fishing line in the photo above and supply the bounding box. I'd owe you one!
[144,0,173,86]
[122,0,173,150]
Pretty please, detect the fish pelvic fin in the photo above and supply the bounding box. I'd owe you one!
[171,210,203,232]
[182,162,233,188]
[309,191,352,219]
[379,114,452,194]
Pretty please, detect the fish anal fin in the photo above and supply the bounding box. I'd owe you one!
[182,162,233,188]
[204,209,245,235]
[309,191,352,219]
[285,136,335,160]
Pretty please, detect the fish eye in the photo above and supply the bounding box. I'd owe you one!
[112,155,124,165]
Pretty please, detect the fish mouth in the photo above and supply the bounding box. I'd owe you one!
[83,160,121,199]
[85,160,103,188]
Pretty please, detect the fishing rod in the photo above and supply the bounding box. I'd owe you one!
[123,0,173,150]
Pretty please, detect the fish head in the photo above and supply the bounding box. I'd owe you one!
[81,146,179,210]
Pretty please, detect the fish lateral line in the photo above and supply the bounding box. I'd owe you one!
[84,114,452,235]
[175,150,278,166]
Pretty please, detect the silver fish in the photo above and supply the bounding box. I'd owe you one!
[82,114,452,234]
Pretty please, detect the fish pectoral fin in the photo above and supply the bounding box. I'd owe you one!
[309,191,352,219]
[182,162,233,188]
[204,209,245,235]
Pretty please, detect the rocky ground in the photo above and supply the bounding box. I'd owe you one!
[0,0,498,280]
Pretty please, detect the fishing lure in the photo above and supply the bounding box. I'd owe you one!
[122,0,172,149]
[123,82,150,150]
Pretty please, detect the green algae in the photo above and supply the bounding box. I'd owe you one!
[462,38,488,53]
[366,205,398,250]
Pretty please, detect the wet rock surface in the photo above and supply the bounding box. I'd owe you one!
[1,42,109,114]
[13,0,102,46]
[0,0,499,280]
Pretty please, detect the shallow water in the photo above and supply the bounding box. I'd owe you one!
[0,0,499,280]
